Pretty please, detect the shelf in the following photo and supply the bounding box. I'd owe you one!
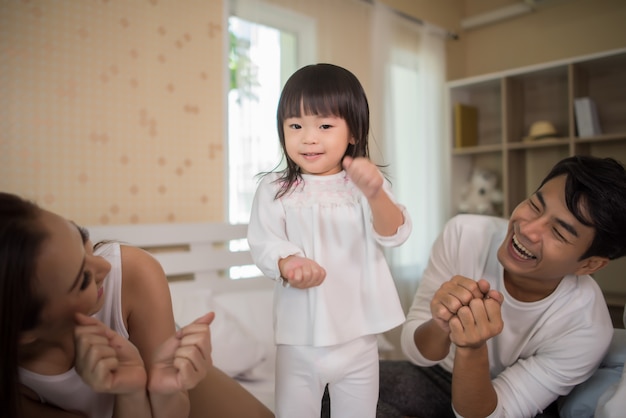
[575,132,626,144]
[447,48,626,299]
[506,138,570,150]
[452,144,502,155]
[448,47,626,217]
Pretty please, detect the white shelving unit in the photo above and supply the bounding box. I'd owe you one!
[447,47,626,313]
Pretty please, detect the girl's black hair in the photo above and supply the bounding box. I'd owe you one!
[272,63,371,198]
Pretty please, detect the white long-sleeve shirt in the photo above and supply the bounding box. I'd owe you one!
[248,171,411,347]
[401,214,613,418]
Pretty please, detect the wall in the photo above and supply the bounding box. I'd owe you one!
[0,0,225,226]
[391,0,626,80]
[6,0,622,227]
[382,0,462,33]
[0,0,460,227]
[447,0,626,80]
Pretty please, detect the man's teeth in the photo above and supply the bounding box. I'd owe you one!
[512,235,536,260]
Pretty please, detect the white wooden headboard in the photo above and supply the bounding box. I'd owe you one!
[87,222,273,294]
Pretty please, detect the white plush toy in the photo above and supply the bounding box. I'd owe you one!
[458,168,503,216]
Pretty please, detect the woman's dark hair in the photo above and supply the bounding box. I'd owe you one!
[0,192,47,417]
[273,63,371,198]
[537,155,626,260]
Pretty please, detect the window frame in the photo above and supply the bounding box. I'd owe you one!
[225,0,317,223]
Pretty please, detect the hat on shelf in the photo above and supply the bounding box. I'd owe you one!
[523,121,560,142]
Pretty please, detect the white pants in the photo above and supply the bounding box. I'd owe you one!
[275,335,379,418]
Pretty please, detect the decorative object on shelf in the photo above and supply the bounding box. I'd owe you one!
[574,97,602,137]
[523,120,561,142]
[458,168,504,216]
[454,103,478,148]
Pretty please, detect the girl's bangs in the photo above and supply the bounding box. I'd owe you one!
[280,87,343,119]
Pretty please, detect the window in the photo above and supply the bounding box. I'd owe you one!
[227,1,316,278]
[228,0,316,224]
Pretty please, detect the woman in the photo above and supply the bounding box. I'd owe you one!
[0,192,273,418]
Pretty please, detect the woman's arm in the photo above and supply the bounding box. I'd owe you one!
[120,245,196,418]
[74,313,151,418]
[120,244,273,418]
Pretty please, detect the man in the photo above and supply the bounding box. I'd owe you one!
[377,155,626,418]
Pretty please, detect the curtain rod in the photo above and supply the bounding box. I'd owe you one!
[360,0,459,40]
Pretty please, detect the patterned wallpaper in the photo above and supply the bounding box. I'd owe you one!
[0,0,226,226]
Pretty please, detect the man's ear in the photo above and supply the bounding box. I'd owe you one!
[575,256,609,276]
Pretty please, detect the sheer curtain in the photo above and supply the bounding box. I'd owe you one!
[369,1,448,308]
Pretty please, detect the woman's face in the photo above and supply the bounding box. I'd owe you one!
[33,210,111,336]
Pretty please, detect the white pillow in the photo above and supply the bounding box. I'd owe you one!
[170,287,267,378]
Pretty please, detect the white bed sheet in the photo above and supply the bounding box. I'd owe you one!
[214,289,277,413]
[237,351,276,412]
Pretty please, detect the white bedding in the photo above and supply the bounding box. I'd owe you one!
[214,289,277,412]
[171,285,397,413]
[171,286,277,412]
[236,354,276,412]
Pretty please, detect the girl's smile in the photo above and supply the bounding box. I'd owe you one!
[284,112,354,176]
[301,152,323,160]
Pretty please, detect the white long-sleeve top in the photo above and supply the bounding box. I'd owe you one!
[401,214,613,418]
[248,171,411,347]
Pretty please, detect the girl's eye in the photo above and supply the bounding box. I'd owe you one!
[288,123,301,129]
[79,271,92,291]
[320,124,331,130]
[528,199,540,212]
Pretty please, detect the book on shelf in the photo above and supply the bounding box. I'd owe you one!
[454,103,478,148]
[574,97,602,137]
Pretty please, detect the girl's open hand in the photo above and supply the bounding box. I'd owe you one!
[148,312,215,394]
[343,156,384,199]
[74,313,147,394]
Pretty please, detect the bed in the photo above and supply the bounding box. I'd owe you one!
[88,222,278,411]
[88,221,397,413]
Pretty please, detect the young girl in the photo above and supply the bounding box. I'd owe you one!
[247,63,412,418]
[0,192,274,418]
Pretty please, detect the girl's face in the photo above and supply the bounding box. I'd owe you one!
[32,210,111,338]
[283,111,354,176]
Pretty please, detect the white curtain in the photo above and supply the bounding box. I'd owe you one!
[369,1,448,309]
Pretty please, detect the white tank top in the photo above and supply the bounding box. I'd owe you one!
[19,242,128,418]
